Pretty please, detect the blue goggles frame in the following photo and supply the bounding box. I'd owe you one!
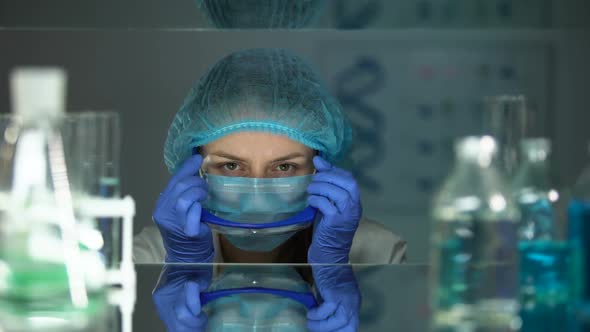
[200,287,318,310]
[200,206,317,229]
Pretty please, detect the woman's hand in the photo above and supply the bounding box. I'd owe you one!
[307,156,362,264]
[153,154,214,262]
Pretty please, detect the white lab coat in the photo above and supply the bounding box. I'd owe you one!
[133,218,407,264]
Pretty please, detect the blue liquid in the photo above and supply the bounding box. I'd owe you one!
[98,177,121,268]
[519,240,573,332]
[568,200,590,331]
[432,219,520,330]
[519,198,555,240]
[568,200,590,301]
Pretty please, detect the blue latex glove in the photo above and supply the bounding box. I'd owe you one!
[308,265,361,332]
[153,265,213,332]
[307,156,362,263]
[153,154,214,262]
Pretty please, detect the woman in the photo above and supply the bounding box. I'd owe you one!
[133,48,406,264]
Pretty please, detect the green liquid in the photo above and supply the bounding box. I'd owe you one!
[0,254,107,331]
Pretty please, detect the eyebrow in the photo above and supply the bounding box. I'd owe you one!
[208,152,247,162]
[208,152,306,163]
[270,152,306,163]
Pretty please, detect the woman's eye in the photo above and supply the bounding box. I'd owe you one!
[223,163,240,171]
[276,164,293,172]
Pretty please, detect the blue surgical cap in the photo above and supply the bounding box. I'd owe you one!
[164,48,352,174]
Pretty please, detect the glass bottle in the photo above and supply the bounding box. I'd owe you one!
[512,138,572,331]
[431,136,521,331]
[512,138,558,241]
[568,142,590,331]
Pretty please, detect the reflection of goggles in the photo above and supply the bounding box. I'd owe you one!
[202,266,318,329]
[201,287,318,309]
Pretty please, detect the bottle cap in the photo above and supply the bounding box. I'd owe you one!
[10,67,67,125]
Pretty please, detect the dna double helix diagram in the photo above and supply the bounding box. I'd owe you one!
[334,56,386,192]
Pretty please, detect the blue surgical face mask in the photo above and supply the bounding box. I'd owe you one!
[201,174,316,252]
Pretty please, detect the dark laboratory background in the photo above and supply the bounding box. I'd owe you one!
[1,1,590,331]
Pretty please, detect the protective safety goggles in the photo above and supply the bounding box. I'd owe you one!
[192,146,318,233]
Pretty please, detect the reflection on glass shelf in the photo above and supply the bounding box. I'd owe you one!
[135,262,590,331]
[134,263,431,332]
[198,0,327,29]
[1,0,585,29]
[326,0,553,29]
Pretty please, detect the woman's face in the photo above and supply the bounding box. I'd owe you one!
[200,132,315,178]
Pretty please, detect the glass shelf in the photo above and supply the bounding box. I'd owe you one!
[1,0,587,30]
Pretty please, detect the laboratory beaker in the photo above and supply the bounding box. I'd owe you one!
[62,112,121,198]
[61,112,122,269]
[482,95,528,179]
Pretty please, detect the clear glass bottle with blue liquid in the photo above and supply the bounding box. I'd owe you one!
[512,138,573,331]
[569,143,590,330]
[431,136,521,331]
